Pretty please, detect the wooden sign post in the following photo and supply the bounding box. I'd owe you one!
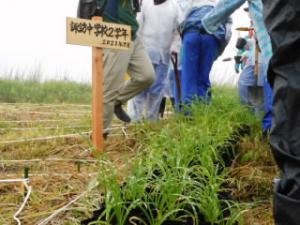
[66,17,131,152]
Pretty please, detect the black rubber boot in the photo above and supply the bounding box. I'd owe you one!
[114,103,131,123]
[90,132,109,141]
[103,132,109,140]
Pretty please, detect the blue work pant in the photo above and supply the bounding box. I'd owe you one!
[262,77,273,131]
[181,31,218,107]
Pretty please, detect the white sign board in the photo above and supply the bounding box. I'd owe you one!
[66,17,131,50]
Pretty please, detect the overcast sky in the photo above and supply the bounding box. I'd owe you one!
[0,0,248,84]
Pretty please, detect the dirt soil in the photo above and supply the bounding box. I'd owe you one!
[0,103,138,225]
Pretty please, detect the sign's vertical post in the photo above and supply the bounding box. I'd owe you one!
[67,16,131,153]
[92,16,104,152]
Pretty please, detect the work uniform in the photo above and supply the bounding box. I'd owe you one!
[180,0,230,109]
[262,1,300,224]
[128,0,183,121]
[102,0,155,131]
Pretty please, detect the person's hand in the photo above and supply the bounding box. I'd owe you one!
[171,51,177,57]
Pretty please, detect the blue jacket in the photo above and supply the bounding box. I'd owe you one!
[201,0,272,65]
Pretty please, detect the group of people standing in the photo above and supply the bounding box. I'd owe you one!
[80,0,300,224]
[234,8,272,137]
[126,0,233,121]
[127,0,183,121]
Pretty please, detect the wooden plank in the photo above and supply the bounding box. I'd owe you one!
[66,17,131,50]
[91,17,104,152]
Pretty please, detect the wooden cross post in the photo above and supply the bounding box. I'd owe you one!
[66,17,131,152]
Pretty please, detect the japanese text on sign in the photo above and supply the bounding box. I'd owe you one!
[66,17,131,50]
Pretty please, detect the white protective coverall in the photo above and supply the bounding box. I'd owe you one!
[127,0,184,121]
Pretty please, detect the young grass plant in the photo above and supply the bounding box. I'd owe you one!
[89,87,257,225]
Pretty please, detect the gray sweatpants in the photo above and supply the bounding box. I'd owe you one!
[103,37,155,131]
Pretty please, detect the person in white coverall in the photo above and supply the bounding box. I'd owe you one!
[127,0,184,121]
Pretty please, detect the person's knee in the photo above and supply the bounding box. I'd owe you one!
[140,68,155,88]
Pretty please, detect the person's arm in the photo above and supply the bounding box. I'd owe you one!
[201,0,246,34]
[173,0,185,25]
[170,0,184,44]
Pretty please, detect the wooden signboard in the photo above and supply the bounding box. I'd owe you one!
[66,16,131,153]
[66,17,131,50]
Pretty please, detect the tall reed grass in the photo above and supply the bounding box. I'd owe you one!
[0,78,91,104]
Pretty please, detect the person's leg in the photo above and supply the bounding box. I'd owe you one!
[182,31,203,107]
[127,90,147,122]
[238,84,250,106]
[248,86,264,116]
[117,37,155,104]
[262,0,300,224]
[126,99,135,120]
[104,38,154,131]
[254,87,264,117]
[159,66,176,117]
[169,68,182,112]
[181,32,217,107]
[238,65,255,108]
[196,35,218,103]
[103,48,132,132]
[146,63,169,120]
[262,77,273,132]
[271,74,300,225]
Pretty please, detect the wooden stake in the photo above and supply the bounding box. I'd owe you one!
[23,167,29,196]
[92,16,104,152]
[254,40,260,77]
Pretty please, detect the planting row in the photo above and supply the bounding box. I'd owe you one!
[81,89,257,225]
